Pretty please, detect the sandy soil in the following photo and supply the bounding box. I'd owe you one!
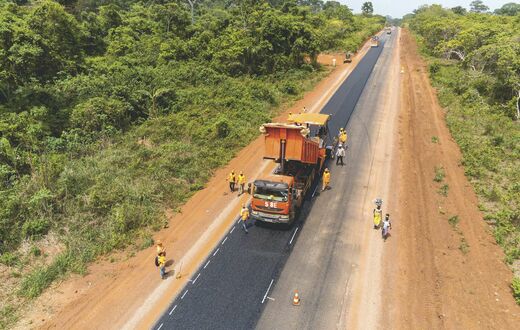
[345,28,402,330]
[13,41,375,330]
[383,29,520,329]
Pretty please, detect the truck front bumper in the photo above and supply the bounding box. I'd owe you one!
[251,210,291,224]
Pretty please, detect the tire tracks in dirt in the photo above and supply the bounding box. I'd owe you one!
[383,29,520,329]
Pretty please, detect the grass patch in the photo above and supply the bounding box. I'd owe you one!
[512,277,520,305]
[434,166,445,182]
[438,184,449,197]
[0,305,19,330]
[459,237,470,254]
[431,136,439,143]
[448,215,459,227]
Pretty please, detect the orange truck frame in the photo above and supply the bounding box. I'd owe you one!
[250,113,332,225]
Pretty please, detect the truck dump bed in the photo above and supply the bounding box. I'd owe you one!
[261,124,320,164]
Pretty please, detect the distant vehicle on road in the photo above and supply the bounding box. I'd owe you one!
[371,35,379,47]
[385,26,392,34]
[251,113,332,225]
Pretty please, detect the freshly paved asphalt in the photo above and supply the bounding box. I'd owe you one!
[153,35,388,330]
[256,31,398,329]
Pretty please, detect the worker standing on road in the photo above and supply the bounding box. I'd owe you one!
[322,168,331,191]
[336,144,345,166]
[240,204,250,233]
[228,170,236,192]
[238,171,246,196]
[339,128,348,146]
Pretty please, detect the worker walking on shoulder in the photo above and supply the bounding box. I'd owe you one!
[157,252,166,279]
[228,170,236,192]
[238,171,246,195]
[322,168,331,191]
[240,204,249,233]
[336,144,345,166]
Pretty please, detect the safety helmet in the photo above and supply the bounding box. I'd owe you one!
[325,168,329,172]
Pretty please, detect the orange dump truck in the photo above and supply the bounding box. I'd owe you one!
[251,113,332,225]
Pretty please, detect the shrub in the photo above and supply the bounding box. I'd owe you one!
[512,277,520,305]
[21,219,50,239]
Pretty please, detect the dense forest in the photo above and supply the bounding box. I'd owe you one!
[404,4,520,302]
[0,0,384,324]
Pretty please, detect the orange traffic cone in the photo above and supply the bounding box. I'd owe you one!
[292,290,300,306]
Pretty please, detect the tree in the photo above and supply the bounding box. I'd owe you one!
[494,2,520,16]
[470,0,489,13]
[451,6,467,15]
[361,1,373,16]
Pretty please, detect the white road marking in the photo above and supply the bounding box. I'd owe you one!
[213,248,220,256]
[262,279,275,304]
[312,184,319,198]
[289,227,299,245]
[181,290,188,299]
[204,260,211,269]
[221,237,228,245]
[157,323,163,330]
[193,273,201,284]
[168,305,177,315]
[230,226,235,234]
[237,218,241,224]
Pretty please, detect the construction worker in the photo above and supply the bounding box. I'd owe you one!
[382,214,392,240]
[336,144,345,166]
[322,168,330,191]
[338,128,348,146]
[237,171,246,195]
[240,204,250,233]
[158,251,166,279]
[228,170,236,192]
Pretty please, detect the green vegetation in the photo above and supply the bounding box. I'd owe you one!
[431,136,439,143]
[434,165,446,182]
[405,4,519,301]
[448,215,460,227]
[0,0,384,323]
[438,184,449,197]
[512,277,520,304]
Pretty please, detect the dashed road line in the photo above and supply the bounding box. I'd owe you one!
[213,248,220,256]
[230,226,236,234]
[262,279,275,304]
[181,290,189,299]
[193,273,201,284]
[289,227,299,245]
[222,237,228,245]
[204,260,211,269]
[157,323,163,330]
[168,305,177,316]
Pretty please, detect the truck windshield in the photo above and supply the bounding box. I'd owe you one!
[253,187,288,202]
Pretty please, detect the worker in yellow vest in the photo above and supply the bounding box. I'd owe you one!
[322,168,331,191]
[338,128,348,145]
[228,170,236,192]
[240,204,250,233]
[237,172,246,195]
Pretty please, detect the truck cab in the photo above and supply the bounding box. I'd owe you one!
[251,113,331,225]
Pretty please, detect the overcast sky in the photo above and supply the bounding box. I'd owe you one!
[340,0,517,18]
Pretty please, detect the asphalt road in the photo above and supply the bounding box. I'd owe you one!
[256,31,398,329]
[153,34,389,330]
